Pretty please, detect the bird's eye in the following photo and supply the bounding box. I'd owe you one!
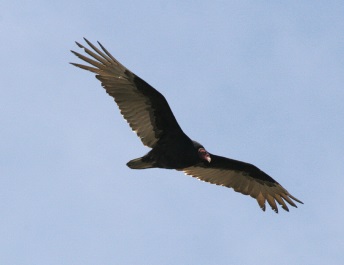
[198,148,205,154]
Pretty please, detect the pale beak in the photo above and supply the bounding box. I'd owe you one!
[205,154,211,163]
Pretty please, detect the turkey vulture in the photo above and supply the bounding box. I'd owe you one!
[71,38,303,213]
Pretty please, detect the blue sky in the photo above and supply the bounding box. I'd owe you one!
[1,1,344,264]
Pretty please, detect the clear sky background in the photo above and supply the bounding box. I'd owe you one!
[1,1,344,264]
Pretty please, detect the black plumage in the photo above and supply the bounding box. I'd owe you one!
[71,39,303,213]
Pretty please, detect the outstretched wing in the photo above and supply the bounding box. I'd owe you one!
[182,154,303,213]
[71,38,184,148]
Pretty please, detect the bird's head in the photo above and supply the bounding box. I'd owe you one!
[192,141,211,163]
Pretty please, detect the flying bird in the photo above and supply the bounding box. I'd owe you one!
[71,39,303,213]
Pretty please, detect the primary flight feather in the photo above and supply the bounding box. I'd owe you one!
[71,38,303,213]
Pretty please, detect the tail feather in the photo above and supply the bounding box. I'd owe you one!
[127,157,154,169]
